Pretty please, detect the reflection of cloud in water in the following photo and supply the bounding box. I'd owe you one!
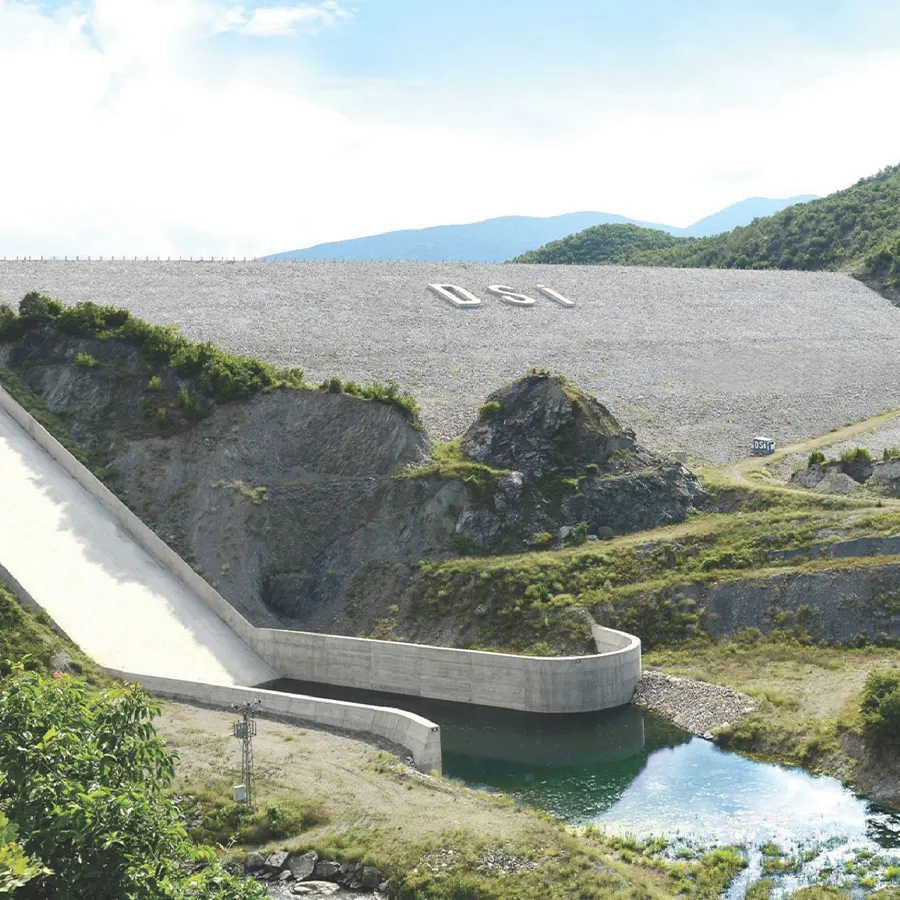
[268,680,900,852]
[598,739,871,845]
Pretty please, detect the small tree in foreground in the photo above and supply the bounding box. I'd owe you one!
[860,669,900,744]
[0,667,264,900]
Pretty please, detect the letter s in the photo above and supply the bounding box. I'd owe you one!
[488,285,536,307]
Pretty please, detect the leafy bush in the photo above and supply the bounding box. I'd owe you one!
[0,304,21,341]
[318,376,422,425]
[176,384,204,421]
[75,352,100,368]
[0,810,44,893]
[860,669,900,742]
[18,291,63,323]
[566,521,589,547]
[807,450,826,468]
[0,667,264,899]
[56,301,131,336]
[883,446,900,461]
[840,446,873,465]
[479,400,501,417]
[156,407,168,425]
[147,375,164,392]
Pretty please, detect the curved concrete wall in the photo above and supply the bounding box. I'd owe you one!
[0,383,641,721]
[106,671,442,773]
[257,625,641,714]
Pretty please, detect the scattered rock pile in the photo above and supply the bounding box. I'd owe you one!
[415,848,539,879]
[632,670,757,739]
[791,458,900,496]
[243,851,388,898]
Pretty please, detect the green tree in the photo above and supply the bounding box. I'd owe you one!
[859,669,900,743]
[0,667,264,900]
[0,810,44,895]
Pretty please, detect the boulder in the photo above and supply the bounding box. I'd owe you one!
[338,861,361,885]
[244,851,266,873]
[287,851,318,881]
[361,866,384,890]
[872,459,900,495]
[312,861,341,881]
[265,850,290,873]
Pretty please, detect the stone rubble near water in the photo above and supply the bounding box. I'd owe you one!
[1,261,899,464]
[242,850,389,899]
[632,669,758,738]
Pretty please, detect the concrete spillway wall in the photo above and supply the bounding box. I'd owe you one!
[0,383,640,766]
[106,671,442,772]
[256,624,640,714]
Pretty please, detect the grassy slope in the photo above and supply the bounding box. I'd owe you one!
[514,162,900,298]
[0,582,106,683]
[391,476,900,654]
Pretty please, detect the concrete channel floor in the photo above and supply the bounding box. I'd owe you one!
[0,406,276,686]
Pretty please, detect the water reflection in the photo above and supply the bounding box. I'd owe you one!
[269,679,900,850]
[596,738,900,849]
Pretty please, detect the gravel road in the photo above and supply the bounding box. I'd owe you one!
[1,261,899,463]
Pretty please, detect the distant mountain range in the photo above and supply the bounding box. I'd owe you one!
[262,196,817,263]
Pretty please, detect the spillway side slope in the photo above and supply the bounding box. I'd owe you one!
[0,388,275,686]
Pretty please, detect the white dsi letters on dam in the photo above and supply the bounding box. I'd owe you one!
[427,284,575,308]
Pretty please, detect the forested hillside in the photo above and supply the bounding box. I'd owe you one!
[512,223,681,264]
[514,164,900,301]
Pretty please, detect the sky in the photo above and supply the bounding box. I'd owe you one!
[2,0,900,258]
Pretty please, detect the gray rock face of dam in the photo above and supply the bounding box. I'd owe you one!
[1,261,899,463]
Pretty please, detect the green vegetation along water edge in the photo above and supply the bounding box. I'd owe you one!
[0,579,767,899]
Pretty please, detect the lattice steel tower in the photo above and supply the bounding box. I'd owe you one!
[232,700,262,809]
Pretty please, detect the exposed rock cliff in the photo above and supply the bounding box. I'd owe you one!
[0,327,704,644]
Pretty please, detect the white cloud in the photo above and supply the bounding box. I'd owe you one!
[0,0,899,258]
[240,2,352,36]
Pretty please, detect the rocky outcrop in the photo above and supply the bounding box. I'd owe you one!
[632,670,757,738]
[598,562,900,647]
[791,457,900,496]
[873,459,900,494]
[462,374,636,476]
[454,374,705,548]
